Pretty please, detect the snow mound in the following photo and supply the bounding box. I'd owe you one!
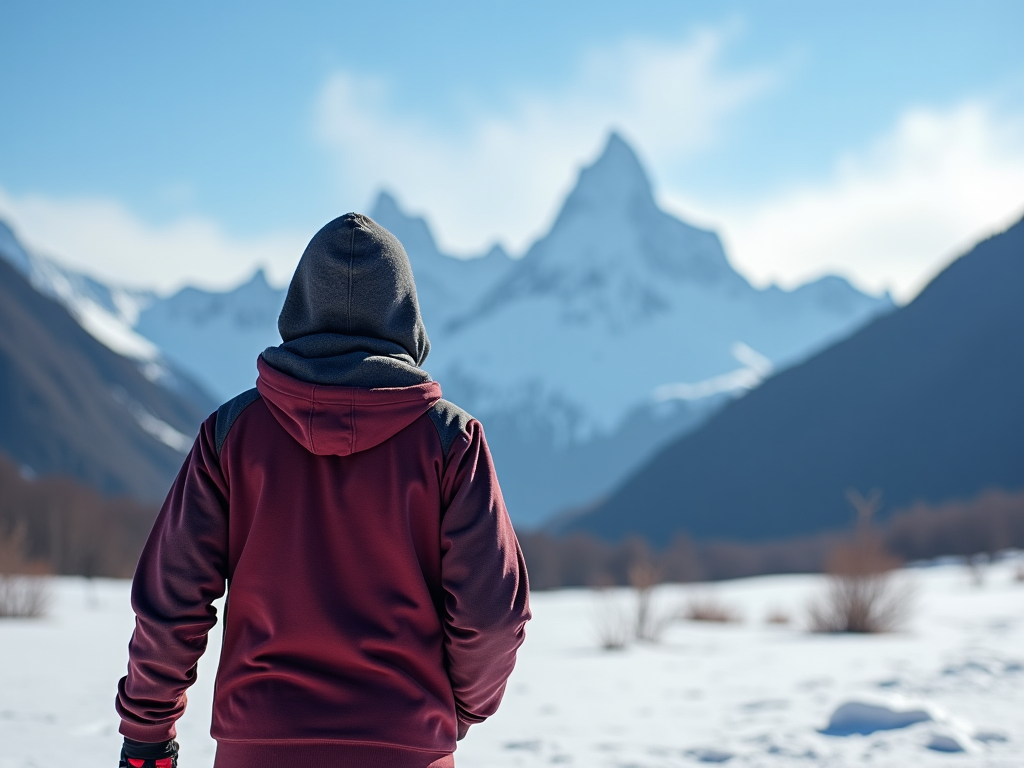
[821,699,933,735]
[926,733,971,753]
[685,747,734,763]
[821,695,994,756]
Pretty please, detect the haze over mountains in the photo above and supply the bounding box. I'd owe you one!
[0,134,893,523]
[567,215,1024,544]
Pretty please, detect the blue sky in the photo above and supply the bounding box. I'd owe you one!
[2,1,1023,299]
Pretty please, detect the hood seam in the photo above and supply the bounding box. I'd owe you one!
[258,374,435,405]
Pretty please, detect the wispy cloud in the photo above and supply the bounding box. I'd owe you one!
[0,187,306,292]
[316,25,776,255]
[6,31,1021,304]
[694,103,1024,301]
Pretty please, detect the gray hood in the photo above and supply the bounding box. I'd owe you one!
[262,213,432,388]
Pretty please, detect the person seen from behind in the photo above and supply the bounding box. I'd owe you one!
[114,213,531,768]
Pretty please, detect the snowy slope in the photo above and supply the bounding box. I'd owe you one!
[571,214,1024,544]
[370,191,514,329]
[430,134,892,439]
[0,255,214,499]
[125,195,511,402]
[135,269,286,401]
[2,557,1020,767]
[0,220,210,406]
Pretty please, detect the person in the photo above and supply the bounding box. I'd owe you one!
[115,213,531,768]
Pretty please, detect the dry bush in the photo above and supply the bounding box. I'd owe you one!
[629,561,672,641]
[592,588,633,650]
[764,608,791,625]
[807,570,914,633]
[0,525,52,618]
[967,553,989,587]
[683,592,741,623]
[808,490,914,634]
[0,575,51,618]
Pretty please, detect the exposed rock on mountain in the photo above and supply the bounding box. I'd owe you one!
[0,252,214,501]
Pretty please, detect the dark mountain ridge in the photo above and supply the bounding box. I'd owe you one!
[566,214,1024,544]
[0,257,214,501]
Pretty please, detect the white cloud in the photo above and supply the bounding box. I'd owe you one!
[0,186,306,293]
[694,103,1024,301]
[316,26,775,255]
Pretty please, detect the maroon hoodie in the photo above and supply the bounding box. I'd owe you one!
[116,214,531,768]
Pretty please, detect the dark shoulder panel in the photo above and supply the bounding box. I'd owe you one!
[214,388,262,457]
[427,399,473,458]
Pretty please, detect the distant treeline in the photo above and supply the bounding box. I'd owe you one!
[0,457,157,578]
[520,488,1024,590]
[3,455,1022,588]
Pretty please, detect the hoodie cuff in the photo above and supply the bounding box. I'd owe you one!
[118,720,178,744]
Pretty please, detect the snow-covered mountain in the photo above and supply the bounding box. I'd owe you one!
[0,220,211,407]
[0,133,893,526]
[414,135,892,524]
[0,230,215,500]
[430,135,891,439]
[135,269,286,401]
[370,191,515,329]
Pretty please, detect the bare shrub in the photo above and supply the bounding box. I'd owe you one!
[808,490,914,634]
[968,553,989,587]
[807,571,914,633]
[0,525,51,619]
[1015,563,1024,583]
[593,588,632,650]
[765,608,791,625]
[683,592,741,623]
[629,561,669,641]
[0,575,51,618]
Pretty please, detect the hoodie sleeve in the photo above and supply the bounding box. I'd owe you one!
[438,419,531,735]
[115,414,229,742]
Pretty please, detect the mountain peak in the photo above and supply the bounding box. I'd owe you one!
[369,190,445,265]
[599,131,646,174]
[370,190,402,222]
[565,132,654,214]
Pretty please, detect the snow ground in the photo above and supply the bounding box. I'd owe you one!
[0,559,1021,767]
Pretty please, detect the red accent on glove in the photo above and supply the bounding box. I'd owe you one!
[127,760,145,768]
[155,759,173,768]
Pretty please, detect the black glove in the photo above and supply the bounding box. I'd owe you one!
[119,738,179,768]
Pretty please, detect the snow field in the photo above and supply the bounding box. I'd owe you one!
[0,559,1021,767]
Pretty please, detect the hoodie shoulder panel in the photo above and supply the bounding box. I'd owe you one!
[215,388,262,457]
[427,399,473,458]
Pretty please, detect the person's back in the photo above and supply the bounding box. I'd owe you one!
[115,214,531,768]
